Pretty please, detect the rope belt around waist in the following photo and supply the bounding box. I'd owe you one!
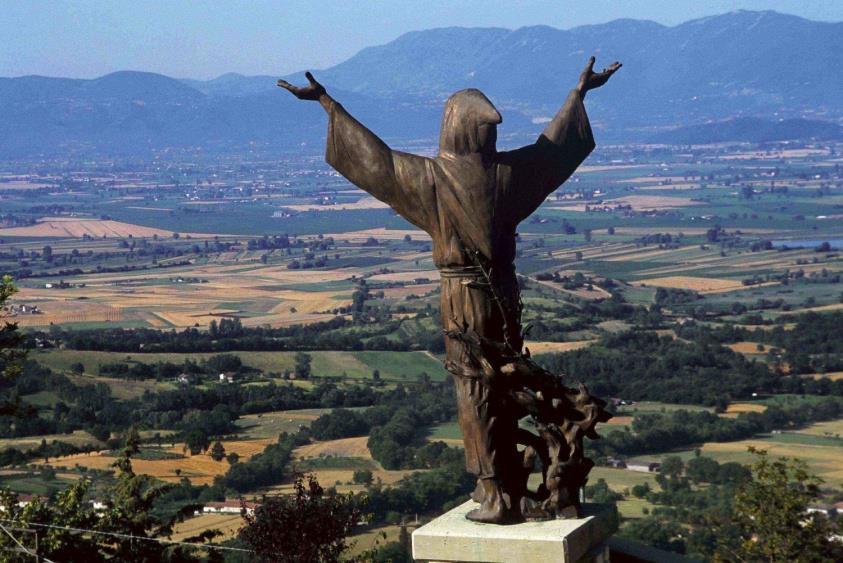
[438,265,484,279]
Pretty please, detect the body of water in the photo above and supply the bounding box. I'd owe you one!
[771,239,843,249]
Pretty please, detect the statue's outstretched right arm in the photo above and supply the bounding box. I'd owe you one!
[499,58,621,223]
[278,73,434,231]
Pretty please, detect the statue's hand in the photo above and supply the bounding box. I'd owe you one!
[277,71,326,101]
[577,57,622,95]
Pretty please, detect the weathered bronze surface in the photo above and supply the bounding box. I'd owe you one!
[279,57,621,524]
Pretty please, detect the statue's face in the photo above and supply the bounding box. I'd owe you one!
[478,122,497,155]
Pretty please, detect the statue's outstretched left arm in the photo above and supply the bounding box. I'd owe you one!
[500,57,621,223]
[278,73,435,232]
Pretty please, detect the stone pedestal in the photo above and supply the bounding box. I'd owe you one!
[412,501,618,563]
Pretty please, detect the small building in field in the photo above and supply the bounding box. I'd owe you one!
[627,461,661,473]
[605,457,627,469]
[806,504,838,518]
[204,500,259,516]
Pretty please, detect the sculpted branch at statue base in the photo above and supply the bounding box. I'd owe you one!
[279,57,621,524]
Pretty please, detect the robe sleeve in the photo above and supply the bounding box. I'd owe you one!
[497,89,595,224]
[323,96,435,232]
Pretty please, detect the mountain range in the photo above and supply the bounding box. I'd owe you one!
[1,10,842,157]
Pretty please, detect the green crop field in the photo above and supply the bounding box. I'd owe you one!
[0,472,77,496]
[428,421,463,441]
[615,401,713,415]
[235,407,368,439]
[0,430,104,452]
[33,349,447,383]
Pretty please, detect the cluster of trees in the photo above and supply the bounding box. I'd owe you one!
[542,330,776,405]
[0,438,99,467]
[676,312,843,378]
[309,408,370,440]
[33,315,438,353]
[98,353,246,381]
[365,383,459,470]
[239,473,361,563]
[0,358,385,451]
[653,287,700,307]
[620,450,842,561]
[219,431,309,492]
[0,429,210,561]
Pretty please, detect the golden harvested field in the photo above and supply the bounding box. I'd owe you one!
[328,227,429,242]
[13,259,356,329]
[635,276,748,294]
[293,436,372,459]
[803,371,843,381]
[381,283,438,299]
[13,301,123,327]
[39,439,273,485]
[171,513,243,542]
[700,439,843,487]
[798,419,843,437]
[0,217,185,238]
[727,342,766,354]
[721,402,767,418]
[524,340,595,355]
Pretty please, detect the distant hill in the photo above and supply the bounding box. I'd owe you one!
[299,10,843,125]
[1,10,842,157]
[653,117,843,144]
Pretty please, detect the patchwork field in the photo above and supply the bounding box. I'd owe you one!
[636,417,843,487]
[0,217,192,238]
[235,408,345,439]
[0,430,104,452]
[524,339,595,355]
[269,436,422,494]
[13,260,354,329]
[33,348,447,382]
[38,439,274,486]
[635,276,748,293]
[171,513,243,542]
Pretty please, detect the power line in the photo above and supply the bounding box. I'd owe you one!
[0,518,253,554]
[0,521,56,562]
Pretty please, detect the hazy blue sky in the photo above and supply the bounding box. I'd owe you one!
[2,1,841,79]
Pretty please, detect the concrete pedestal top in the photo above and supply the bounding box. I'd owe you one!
[412,501,618,563]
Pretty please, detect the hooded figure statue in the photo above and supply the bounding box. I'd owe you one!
[279,58,620,524]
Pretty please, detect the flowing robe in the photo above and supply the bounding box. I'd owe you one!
[322,90,595,479]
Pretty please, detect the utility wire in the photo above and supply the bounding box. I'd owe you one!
[0,521,57,562]
[0,518,253,554]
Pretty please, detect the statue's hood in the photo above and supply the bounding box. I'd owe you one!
[438,89,502,157]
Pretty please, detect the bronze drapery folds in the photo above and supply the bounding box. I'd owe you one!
[279,58,621,524]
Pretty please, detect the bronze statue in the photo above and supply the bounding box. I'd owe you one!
[279,57,621,524]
